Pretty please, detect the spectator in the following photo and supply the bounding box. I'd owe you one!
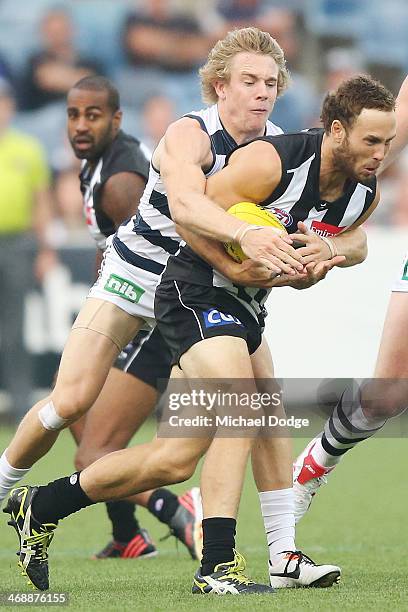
[19,6,103,111]
[140,93,176,150]
[262,7,319,131]
[307,46,366,128]
[323,47,366,92]
[122,0,211,73]
[0,53,13,85]
[215,0,265,26]
[50,165,88,245]
[117,0,210,110]
[0,77,57,419]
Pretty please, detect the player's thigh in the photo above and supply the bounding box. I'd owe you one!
[362,291,408,417]
[250,335,275,378]
[52,298,143,410]
[250,334,288,445]
[69,416,87,444]
[156,279,259,380]
[250,336,283,405]
[374,292,408,377]
[181,335,254,378]
[76,368,158,463]
[151,434,211,477]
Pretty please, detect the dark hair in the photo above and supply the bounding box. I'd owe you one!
[70,76,120,112]
[320,75,395,133]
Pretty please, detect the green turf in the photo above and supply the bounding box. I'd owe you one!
[0,422,406,611]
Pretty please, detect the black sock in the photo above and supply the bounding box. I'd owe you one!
[105,501,139,542]
[31,472,94,524]
[200,517,236,576]
[147,488,179,525]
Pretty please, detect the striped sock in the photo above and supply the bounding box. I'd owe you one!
[311,385,386,468]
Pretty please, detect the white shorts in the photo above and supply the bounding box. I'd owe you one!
[88,236,161,327]
[391,251,408,293]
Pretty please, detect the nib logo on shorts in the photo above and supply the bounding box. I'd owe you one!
[104,274,145,303]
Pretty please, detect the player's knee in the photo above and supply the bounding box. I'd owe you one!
[38,400,69,431]
[162,454,199,483]
[161,463,194,484]
[170,461,196,483]
[51,387,95,422]
[54,400,87,423]
[363,395,406,419]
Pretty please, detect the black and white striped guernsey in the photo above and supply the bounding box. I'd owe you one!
[162,128,377,322]
[79,130,150,250]
[113,104,282,272]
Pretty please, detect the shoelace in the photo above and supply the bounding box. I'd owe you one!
[220,551,254,586]
[23,528,55,562]
[296,551,316,566]
[159,529,173,543]
[281,550,315,569]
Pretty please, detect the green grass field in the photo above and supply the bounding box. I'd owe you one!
[0,422,406,611]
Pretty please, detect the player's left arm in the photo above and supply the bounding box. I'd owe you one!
[290,187,380,270]
[174,142,300,284]
[333,186,381,267]
[100,172,147,228]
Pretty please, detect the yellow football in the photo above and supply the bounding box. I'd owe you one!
[224,202,287,263]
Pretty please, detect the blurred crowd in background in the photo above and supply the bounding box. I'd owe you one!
[1,0,408,418]
[2,0,408,240]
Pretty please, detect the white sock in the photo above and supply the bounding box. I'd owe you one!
[259,488,295,566]
[0,451,31,508]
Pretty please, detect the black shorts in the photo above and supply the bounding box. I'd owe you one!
[155,278,262,366]
[113,326,172,391]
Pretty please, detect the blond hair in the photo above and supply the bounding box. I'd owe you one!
[200,27,290,105]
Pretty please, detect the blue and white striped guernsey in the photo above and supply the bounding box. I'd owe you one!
[112,104,282,275]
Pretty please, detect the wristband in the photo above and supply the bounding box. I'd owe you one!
[237,225,263,245]
[321,235,338,258]
[232,223,247,243]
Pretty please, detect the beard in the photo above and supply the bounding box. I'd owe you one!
[70,126,115,161]
[331,139,362,182]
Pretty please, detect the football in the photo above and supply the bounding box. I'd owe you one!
[224,202,287,263]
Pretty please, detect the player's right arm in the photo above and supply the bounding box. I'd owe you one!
[91,170,147,278]
[100,171,146,229]
[159,119,303,273]
[160,117,249,241]
[176,226,279,287]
